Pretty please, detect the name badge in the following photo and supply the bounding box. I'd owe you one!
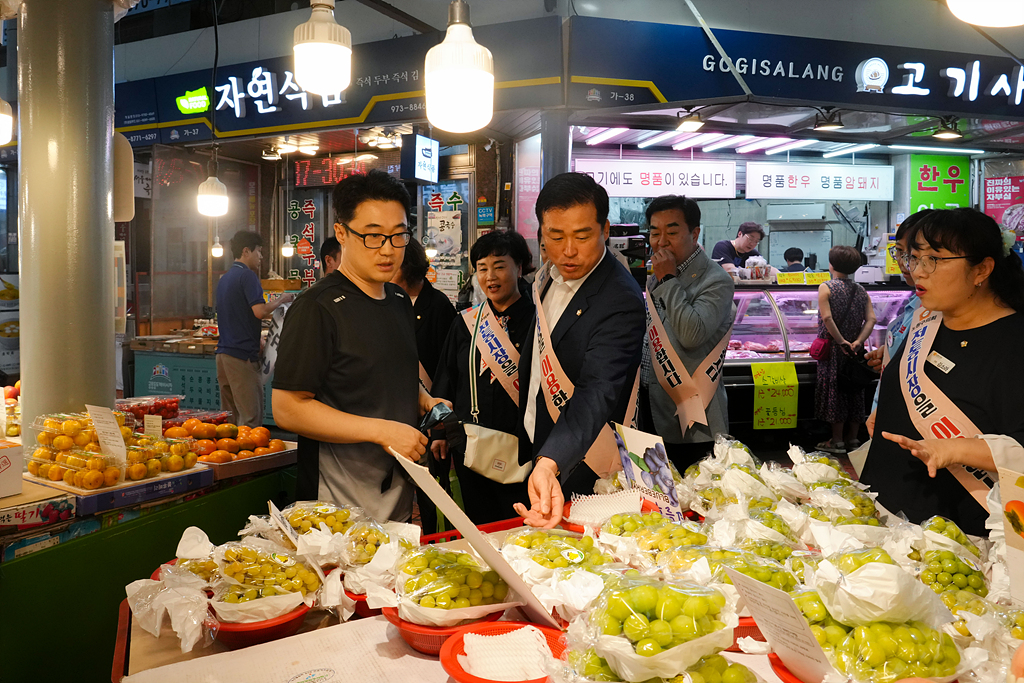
[926,351,955,374]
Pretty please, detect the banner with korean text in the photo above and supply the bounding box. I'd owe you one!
[745,162,894,201]
[574,159,736,198]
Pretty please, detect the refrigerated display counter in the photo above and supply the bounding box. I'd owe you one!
[722,284,912,426]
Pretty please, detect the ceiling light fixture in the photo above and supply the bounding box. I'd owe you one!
[355,153,378,161]
[211,237,224,258]
[765,139,820,155]
[703,135,756,152]
[585,127,628,145]
[298,144,319,155]
[888,145,986,154]
[822,143,878,158]
[282,242,295,258]
[933,117,963,140]
[947,0,1024,26]
[813,108,844,131]
[262,148,281,161]
[676,110,704,132]
[672,132,725,150]
[293,0,353,95]
[197,146,228,217]
[278,139,298,154]
[425,0,494,133]
[736,138,791,154]
[638,130,682,149]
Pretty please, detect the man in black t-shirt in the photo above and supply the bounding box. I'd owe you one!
[272,171,448,522]
[710,222,764,274]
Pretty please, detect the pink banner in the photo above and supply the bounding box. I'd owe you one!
[984,176,1024,235]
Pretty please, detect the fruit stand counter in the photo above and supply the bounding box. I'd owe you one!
[132,350,275,425]
[0,467,296,681]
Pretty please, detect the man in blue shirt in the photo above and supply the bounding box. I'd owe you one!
[216,231,293,427]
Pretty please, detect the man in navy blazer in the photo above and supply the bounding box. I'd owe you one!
[514,173,646,528]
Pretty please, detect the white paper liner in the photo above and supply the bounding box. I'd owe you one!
[737,636,773,654]
[808,487,858,519]
[597,532,647,568]
[176,526,215,559]
[594,617,737,682]
[774,499,815,546]
[919,528,986,565]
[829,522,890,547]
[812,559,953,629]
[458,625,552,681]
[759,463,808,503]
[534,569,606,623]
[792,462,845,487]
[320,570,357,620]
[720,468,775,502]
[125,570,211,654]
[210,589,305,623]
[567,490,644,527]
[342,521,419,595]
[295,524,348,567]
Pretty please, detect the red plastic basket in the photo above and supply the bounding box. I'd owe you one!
[420,517,526,545]
[346,589,382,619]
[150,558,177,581]
[769,653,957,683]
[211,603,310,649]
[726,616,765,652]
[381,606,504,655]
[439,621,566,683]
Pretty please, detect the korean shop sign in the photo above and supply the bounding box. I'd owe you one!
[573,159,736,198]
[909,155,969,212]
[745,162,894,201]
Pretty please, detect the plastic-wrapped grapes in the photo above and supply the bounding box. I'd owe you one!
[284,501,360,535]
[631,520,708,556]
[787,550,823,584]
[922,516,981,558]
[217,543,321,600]
[177,557,220,584]
[833,548,895,575]
[665,655,757,683]
[715,551,799,592]
[792,588,851,655]
[919,549,987,597]
[565,648,622,682]
[827,484,877,519]
[504,528,612,570]
[601,511,666,537]
[835,515,884,527]
[741,540,795,563]
[343,521,392,565]
[657,546,743,575]
[749,509,795,541]
[800,503,830,522]
[833,620,961,683]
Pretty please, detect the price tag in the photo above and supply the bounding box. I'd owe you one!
[775,272,805,285]
[143,414,163,437]
[751,362,798,430]
[268,500,299,547]
[85,404,128,461]
[805,271,831,285]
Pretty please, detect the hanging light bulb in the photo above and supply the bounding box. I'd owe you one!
[282,242,295,258]
[933,117,963,140]
[425,0,494,133]
[293,0,353,95]
[424,236,439,259]
[0,98,13,146]
[947,0,1024,26]
[211,239,224,258]
[197,146,228,217]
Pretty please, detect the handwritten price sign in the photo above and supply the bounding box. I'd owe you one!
[752,362,798,430]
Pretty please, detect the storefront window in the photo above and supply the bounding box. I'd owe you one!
[422,177,473,304]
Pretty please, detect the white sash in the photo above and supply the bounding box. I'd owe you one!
[899,307,991,512]
[461,303,520,407]
[646,285,731,434]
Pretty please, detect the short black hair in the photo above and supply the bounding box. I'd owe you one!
[470,230,533,270]
[784,247,804,263]
[230,230,263,259]
[535,172,609,228]
[737,222,766,239]
[829,245,862,275]
[332,169,411,226]
[645,195,700,231]
[320,236,340,264]
[895,208,935,242]
[400,237,429,286]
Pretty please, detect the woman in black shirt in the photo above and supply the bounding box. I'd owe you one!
[861,208,1024,536]
[432,231,535,524]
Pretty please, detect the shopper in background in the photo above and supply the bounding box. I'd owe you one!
[215,231,293,428]
[516,173,646,528]
[392,239,457,388]
[641,195,735,471]
[865,209,933,436]
[783,247,806,272]
[813,245,876,454]
[861,208,1024,536]
[711,222,765,273]
[319,236,341,277]
[272,170,448,523]
[431,230,534,524]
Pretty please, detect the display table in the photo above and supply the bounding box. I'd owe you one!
[0,467,296,682]
[119,609,784,683]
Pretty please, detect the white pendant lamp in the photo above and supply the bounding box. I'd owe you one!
[425,0,494,133]
[197,146,228,217]
[424,236,439,259]
[0,98,13,146]
[947,0,1024,26]
[282,242,295,258]
[294,0,353,95]
[211,237,224,258]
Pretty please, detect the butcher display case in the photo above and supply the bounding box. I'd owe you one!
[722,284,913,427]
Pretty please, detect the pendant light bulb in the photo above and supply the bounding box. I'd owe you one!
[211,240,224,258]
[282,242,295,258]
[197,148,228,217]
[424,236,439,259]
[0,98,13,146]
[947,0,1024,26]
[293,0,353,95]
[425,0,494,133]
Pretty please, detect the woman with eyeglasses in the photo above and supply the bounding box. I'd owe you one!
[860,208,1024,535]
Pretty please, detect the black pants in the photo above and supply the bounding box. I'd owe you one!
[638,384,714,474]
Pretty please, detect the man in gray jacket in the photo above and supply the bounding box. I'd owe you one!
[641,195,736,471]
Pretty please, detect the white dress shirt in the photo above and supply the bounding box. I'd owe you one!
[524,249,606,440]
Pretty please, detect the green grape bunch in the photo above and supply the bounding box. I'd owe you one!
[509,530,612,569]
[920,549,987,597]
[835,548,896,575]
[601,511,666,537]
[667,655,757,683]
[923,516,982,558]
[833,621,961,683]
[793,589,852,655]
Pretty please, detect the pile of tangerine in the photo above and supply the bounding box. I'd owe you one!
[164,418,287,464]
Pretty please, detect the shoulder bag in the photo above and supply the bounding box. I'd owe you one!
[461,305,532,484]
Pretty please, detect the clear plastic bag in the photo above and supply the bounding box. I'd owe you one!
[339,519,392,566]
[214,539,322,602]
[921,515,983,560]
[919,548,988,598]
[501,528,614,584]
[282,500,362,536]
[832,620,963,683]
[787,444,853,486]
[759,461,809,503]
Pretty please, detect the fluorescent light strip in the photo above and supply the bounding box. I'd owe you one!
[822,143,878,158]
[736,138,791,154]
[638,130,682,149]
[765,139,820,155]
[672,132,725,150]
[703,135,756,152]
[888,145,985,154]
[585,128,628,145]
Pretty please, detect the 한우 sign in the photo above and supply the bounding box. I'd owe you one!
[745,162,894,201]
[573,159,737,198]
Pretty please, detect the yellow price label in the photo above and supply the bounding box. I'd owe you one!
[751,362,798,430]
[776,272,805,285]
[805,272,832,285]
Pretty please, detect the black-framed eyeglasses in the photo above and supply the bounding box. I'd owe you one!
[342,224,413,249]
[906,254,971,274]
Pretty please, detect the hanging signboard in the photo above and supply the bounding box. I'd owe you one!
[909,155,970,212]
[745,162,894,201]
[574,159,737,198]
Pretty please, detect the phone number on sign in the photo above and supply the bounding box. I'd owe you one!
[391,102,426,113]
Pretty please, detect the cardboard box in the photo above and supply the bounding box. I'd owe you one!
[0,440,22,498]
[0,479,72,531]
[178,340,204,354]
